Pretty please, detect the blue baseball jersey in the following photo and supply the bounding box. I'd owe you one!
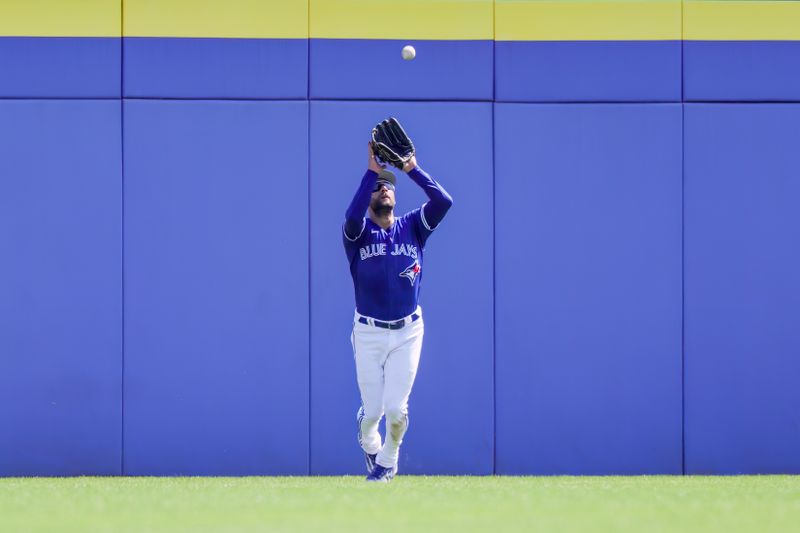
[343,207,436,321]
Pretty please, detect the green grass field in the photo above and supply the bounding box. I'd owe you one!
[1,476,798,533]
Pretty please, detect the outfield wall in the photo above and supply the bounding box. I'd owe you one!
[1,0,799,476]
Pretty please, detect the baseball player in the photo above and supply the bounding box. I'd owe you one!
[343,118,453,482]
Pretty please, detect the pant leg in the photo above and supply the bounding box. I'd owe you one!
[377,318,424,468]
[352,321,388,455]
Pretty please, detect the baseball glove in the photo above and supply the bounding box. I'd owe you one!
[371,117,415,170]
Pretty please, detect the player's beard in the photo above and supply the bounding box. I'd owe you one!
[370,197,394,217]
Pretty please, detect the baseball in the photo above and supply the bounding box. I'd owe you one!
[402,45,416,61]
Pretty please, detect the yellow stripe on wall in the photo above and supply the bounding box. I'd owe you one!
[684,1,800,41]
[5,0,800,42]
[0,0,120,37]
[124,0,308,38]
[496,0,681,41]
[310,0,493,40]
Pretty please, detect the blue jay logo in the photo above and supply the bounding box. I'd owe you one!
[400,260,421,285]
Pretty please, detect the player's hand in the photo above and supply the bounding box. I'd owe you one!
[368,142,385,173]
[402,155,417,173]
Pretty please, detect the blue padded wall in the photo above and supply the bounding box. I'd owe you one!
[124,38,308,99]
[684,104,800,474]
[310,40,493,100]
[0,100,122,476]
[123,100,309,475]
[5,4,800,478]
[684,42,800,101]
[495,41,681,102]
[0,37,120,97]
[309,101,493,474]
[494,104,683,475]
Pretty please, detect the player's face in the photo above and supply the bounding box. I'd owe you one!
[370,181,396,212]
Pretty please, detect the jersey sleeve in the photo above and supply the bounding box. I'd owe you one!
[343,217,366,242]
[406,166,453,231]
[406,207,436,249]
[343,170,378,241]
[342,218,366,262]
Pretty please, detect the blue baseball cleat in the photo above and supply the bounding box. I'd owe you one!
[366,463,396,483]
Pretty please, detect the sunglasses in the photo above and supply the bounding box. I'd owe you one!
[373,181,395,193]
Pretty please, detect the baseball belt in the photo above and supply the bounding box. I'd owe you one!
[356,308,421,330]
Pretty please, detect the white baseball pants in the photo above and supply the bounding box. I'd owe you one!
[351,307,424,469]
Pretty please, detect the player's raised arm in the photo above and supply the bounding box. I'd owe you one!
[403,155,453,230]
[343,143,382,240]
